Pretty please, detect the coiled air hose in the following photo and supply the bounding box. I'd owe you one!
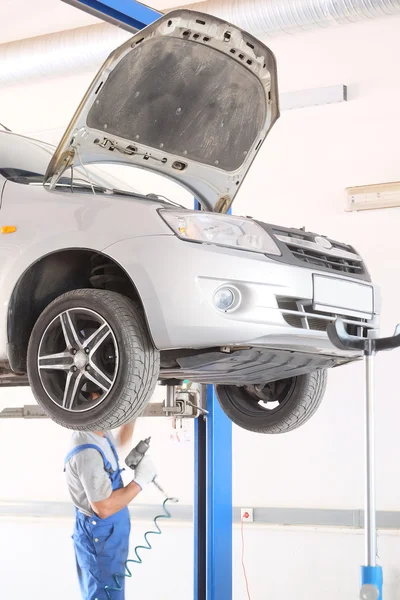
[104,497,178,599]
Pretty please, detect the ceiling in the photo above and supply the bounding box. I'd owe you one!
[0,0,182,45]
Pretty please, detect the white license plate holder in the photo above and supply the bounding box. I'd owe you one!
[313,275,373,319]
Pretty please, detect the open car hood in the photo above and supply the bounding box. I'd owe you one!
[45,9,279,212]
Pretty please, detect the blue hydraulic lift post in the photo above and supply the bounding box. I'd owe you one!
[204,386,233,600]
[61,2,233,599]
[194,200,233,600]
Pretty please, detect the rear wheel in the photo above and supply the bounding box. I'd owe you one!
[27,289,159,430]
[215,370,327,434]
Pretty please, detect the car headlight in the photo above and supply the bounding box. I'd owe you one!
[159,211,281,256]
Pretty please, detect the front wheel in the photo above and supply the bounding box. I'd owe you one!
[215,370,327,434]
[27,289,160,431]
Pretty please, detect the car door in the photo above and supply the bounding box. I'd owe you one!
[0,132,58,359]
[0,172,21,359]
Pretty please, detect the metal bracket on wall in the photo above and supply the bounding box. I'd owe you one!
[280,85,347,111]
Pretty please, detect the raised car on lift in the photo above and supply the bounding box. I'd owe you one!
[0,10,379,433]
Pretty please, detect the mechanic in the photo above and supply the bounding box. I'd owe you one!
[64,399,157,600]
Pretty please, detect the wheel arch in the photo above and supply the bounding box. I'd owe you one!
[7,247,153,373]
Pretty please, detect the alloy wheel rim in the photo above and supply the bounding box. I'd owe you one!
[37,307,119,412]
[244,378,296,412]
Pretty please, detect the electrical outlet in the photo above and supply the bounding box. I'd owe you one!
[240,508,253,522]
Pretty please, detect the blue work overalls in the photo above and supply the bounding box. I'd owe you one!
[64,437,131,600]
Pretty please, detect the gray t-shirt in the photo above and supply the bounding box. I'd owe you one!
[65,431,119,517]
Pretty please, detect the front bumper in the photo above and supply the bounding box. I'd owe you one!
[105,235,380,357]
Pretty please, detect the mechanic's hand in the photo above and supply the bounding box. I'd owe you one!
[133,456,157,490]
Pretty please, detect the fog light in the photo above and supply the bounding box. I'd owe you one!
[214,287,235,311]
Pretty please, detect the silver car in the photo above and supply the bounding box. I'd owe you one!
[0,10,379,433]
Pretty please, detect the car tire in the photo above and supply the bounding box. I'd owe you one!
[215,370,327,434]
[27,289,160,431]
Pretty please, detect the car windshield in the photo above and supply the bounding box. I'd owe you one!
[0,132,193,207]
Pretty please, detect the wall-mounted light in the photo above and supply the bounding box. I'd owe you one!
[345,182,400,212]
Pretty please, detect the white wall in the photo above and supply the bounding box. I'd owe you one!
[232,14,400,513]
[0,386,195,506]
[1,12,400,600]
[3,517,400,600]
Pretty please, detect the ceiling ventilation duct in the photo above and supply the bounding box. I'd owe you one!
[0,0,400,85]
[186,0,400,37]
[0,23,130,86]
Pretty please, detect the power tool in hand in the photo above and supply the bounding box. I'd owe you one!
[125,437,168,498]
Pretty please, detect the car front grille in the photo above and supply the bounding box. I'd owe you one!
[256,221,371,281]
[272,229,364,276]
[277,297,372,337]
